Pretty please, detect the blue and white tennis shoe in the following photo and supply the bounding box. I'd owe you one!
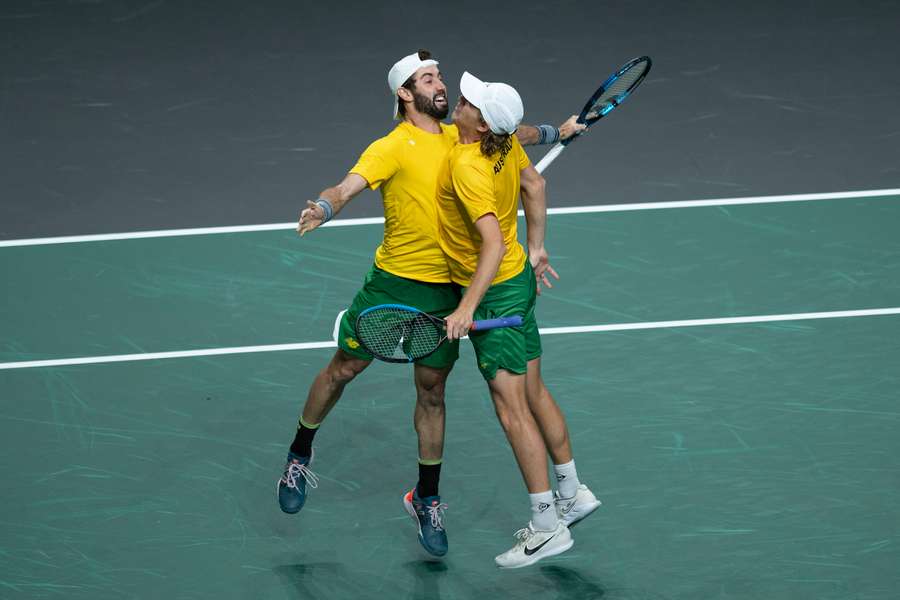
[403,488,449,557]
[277,451,319,514]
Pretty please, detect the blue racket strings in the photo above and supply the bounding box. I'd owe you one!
[587,58,650,121]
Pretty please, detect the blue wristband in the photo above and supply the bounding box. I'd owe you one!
[537,124,560,145]
[315,198,334,223]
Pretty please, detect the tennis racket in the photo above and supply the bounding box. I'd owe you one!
[535,56,652,174]
[355,304,523,363]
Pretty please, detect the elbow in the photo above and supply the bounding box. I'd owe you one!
[524,174,546,197]
[484,236,507,259]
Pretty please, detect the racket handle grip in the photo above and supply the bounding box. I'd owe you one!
[470,316,524,331]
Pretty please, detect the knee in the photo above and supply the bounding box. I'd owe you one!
[493,397,531,431]
[327,354,368,386]
[415,371,449,407]
[418,376,446,397]
[416,381,446,408]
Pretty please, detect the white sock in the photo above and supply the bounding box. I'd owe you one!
[554,459,580,499]
[529,490,558,531]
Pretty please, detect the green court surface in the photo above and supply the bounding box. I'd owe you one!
[2,194,899,599]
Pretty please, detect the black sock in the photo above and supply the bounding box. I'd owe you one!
[416,462,441,498]
[289,421,318,457]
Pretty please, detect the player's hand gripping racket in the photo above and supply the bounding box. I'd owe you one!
[355,304,523,363]
[535,56,652,174]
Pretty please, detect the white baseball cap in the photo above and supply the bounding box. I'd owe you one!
[388,52,439,120]
[459,71,524,135]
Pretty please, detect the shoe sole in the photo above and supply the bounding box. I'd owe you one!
[563,499,602,528]
[496,536,575,569]
[278,502,301,515]
[403,492,446,558]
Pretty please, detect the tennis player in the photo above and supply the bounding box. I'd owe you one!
[436,72,600,568]
[277,50,582,558]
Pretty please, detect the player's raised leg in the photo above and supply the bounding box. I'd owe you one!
[525,357,601,527]
[489,369,573,568]
[278,349,370,513]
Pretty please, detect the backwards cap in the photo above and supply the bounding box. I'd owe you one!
[388,52,439,120]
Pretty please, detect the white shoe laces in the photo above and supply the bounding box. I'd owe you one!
[425,501,448,530]
[281,460,319,491]
[512,524,537,547]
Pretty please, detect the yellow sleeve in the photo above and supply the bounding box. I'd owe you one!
[349,137,400,190]
[452,160,495,223]
[514,136,531,170]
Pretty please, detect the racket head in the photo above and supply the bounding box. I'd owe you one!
[354,304,445,363]
[563,56,652,145]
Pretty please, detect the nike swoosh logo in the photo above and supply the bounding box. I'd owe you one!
[524,534,556,556]
[559,501,576,514]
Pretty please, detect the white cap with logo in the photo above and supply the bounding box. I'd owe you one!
[459,71,524,135]
[388,52,439,120]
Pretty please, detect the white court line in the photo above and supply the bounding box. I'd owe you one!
[2,306,898,371]
[1,188,898,248]
[0,341,338,371]
[538,307,900,334]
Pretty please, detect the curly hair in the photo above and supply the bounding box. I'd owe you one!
[480,130,512,158]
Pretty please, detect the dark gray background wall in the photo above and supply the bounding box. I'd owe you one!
[2,0,898,239]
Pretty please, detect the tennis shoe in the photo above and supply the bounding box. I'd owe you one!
[555,484,602,527]
[277,450,318,514]
[403,488,448,557]
[494,520,573,569]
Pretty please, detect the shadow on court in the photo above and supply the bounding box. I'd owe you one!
[274,563,365,597]
[538,565,607,599]
[403,560,449,599]
[273,560,609,599]
[406,561,608,600]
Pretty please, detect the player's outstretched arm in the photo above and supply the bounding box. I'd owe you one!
[515,116,585,146]
[520,164,559,294]
[297,173,369,236]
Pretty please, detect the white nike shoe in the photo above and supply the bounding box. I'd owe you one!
[494,521,573,569]
[555,484,602,527]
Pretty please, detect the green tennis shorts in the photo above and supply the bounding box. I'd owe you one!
[337,264,461,368]
[467,260,542,381]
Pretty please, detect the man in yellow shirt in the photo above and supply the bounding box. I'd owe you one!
[437,72,600,568]
[276,50,582,558]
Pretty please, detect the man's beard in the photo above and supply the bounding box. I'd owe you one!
[413,90,449,120]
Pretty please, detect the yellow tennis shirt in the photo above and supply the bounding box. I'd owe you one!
[435,135,530,287]
[349,121,459,283]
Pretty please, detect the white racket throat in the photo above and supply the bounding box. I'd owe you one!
[535,143,566,174]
